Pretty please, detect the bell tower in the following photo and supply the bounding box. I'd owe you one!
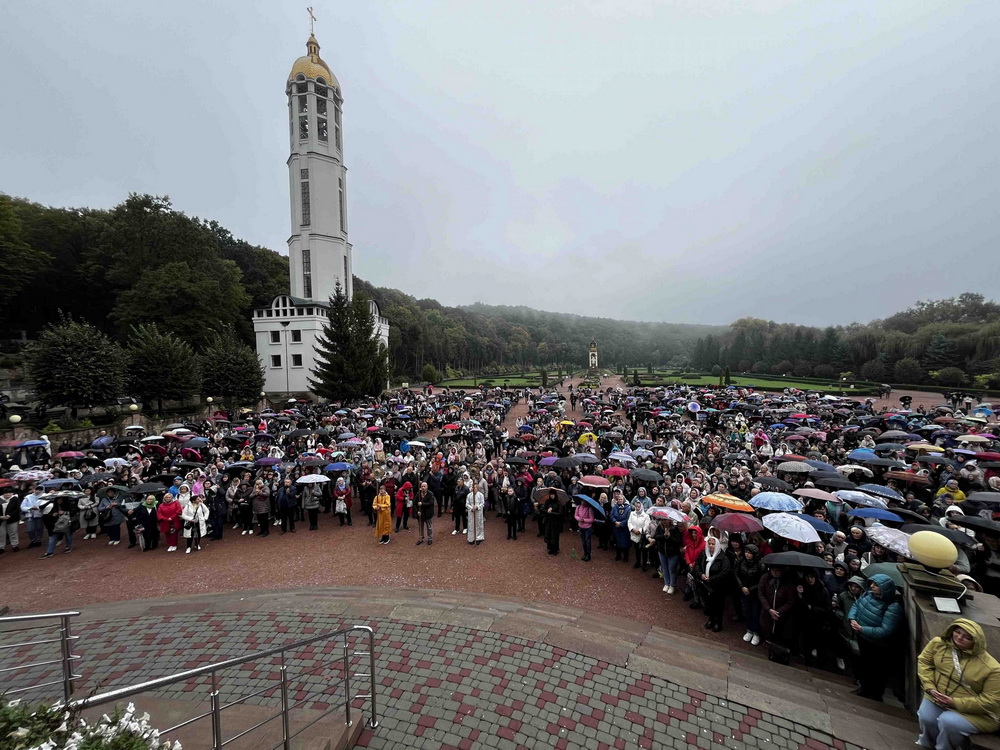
[588,339,599,371]
[286,28,351,303]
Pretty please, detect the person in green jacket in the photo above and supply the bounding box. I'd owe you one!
[917,618,1000,750]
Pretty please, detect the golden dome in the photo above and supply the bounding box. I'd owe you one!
[288,34,340,89]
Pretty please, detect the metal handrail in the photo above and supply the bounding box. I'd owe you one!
[0,611,80,704]
[69,624,378,750]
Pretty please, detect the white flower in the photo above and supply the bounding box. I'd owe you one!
[11,727,30,738]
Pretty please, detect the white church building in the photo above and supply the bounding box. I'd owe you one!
[253,31,389,396]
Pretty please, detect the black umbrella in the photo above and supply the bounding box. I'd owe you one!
[813,476,857,490]
[761,551,832,569]
[505,437,525,446]
[915,455,957,467]
[631,468,663,483]
[131,482,168,494]
[504,456,530,466]
[553,456,582,470]
[387,429,409,438]
[173,460,205,470]
[901,524,976,547]
[753,476,792,492]
[286,428,312,438]
[96,484,130,499]
[966,492,1000,506]
[890,507,932,525]
[954,516,1000,536]
[150,473,181,484]
[78,472,116,487]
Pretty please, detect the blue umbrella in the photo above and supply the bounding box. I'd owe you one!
[749,492,802,512]
[794,514,836,534]
[91,436,115,448]
[859,483,904,502]
[338,433,356,440]
[20,440,48,448]
[804,460,837,473]
[184,437,210,447]
[848,449,875,461]
[40,478,81,489]
[849,508,904,523]
[575,495,607,517]
[834,490,889,509]
[325,462,354,472]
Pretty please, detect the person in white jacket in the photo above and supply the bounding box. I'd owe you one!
[181,495,210,554]
[466,487,485,545]
[628,500,651,571]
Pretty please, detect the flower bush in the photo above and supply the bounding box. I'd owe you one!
[2,699,181,750]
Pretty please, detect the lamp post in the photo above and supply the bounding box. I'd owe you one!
[128,403,139,426]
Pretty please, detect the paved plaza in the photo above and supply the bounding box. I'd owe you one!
[4,588,918,749]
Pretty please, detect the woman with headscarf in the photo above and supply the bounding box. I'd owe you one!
[628,499,650,571]
[610,492,632,562]
[682,525,706,605]
[133,494,160,551]
[695,535,732,632]
[181,494,210,554]
[156,492,182,552]
[917,618,1000,750]
[374,483,393,544]
[848,573,904,701]
[333,476,353,526]
[395,481,413,532]
[251,479,271,537]
[574,496,595,562]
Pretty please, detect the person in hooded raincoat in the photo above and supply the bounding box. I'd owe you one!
[374,485,393,544]
[610,493,632,561]
[917,617,1000,749]
[848,572,904,701]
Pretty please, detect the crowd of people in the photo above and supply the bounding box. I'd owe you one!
[4,379,1000,748]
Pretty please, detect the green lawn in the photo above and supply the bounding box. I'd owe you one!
[437,374,548,388]
[632,372,875,394]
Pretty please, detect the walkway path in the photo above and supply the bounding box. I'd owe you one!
[3,588,917,750]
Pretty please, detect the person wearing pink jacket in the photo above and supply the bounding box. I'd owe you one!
[575,500,595,562]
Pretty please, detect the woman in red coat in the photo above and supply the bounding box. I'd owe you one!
[157,495,183,553]
[682,525,706,606]
[333,477,353,527]
[394,481,413,532]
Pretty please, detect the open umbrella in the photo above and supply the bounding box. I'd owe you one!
[631,467,663,483]
[11,470,52,482]
[763,513,821,544]
[711,513,763,534]
[603,467,630,477]
[858,484,904,502]
[650,506,688,524]
[39,478,81,490]
[579,475,611,488]
[902,524,976,547]
[965,492,1000,506]
[792,488,837,503]
[703,493,754,513]
[836,464,874,477]
[813,475,857,490]
[504,456,530,466]
[750,492,802,512]
[794,514,836,534]
[834,490,889,509]
[866,525,912,557]
[54,451,86,460]
[954,516,1000,536]
[296,474,330,484]
[576,495,608,517]
[255,457,282,466]
[776,461,813,473]
[553,456,583,470]
[96,484,131,498]
[848,508,904,523]
[753,476,792,492]
[532,487,571,506]
[761,551,832,569]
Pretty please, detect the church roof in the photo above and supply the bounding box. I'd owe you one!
[288,34,340,89]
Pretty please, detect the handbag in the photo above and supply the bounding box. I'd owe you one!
[335,499,347,515]
[768,642,791,665]
[99,507,114,524]
[53,515,71,534]
[83,508,97,522]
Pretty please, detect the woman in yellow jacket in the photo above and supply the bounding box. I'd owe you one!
[374,485,393,545]
[917,617,1000,749]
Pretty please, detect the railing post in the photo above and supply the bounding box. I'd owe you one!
[59,614,74,704]
[367,628,379,729]
[210,671,223,750]
[343,631,352,728]
[280,652,291,750]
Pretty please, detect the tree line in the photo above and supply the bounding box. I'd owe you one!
[689,294,1000,389]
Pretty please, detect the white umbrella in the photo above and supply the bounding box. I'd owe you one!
[763,512,821,544]
[836,464,874,477]
[296,474,330,484]
[776,461,813,474]
[104,458,128,468]
[866,524,912,558]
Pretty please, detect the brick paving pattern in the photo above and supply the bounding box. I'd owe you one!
[5,609,866,750]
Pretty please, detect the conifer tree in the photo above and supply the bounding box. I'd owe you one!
[310,283,388,401]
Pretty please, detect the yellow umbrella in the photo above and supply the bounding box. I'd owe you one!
[559,420,575,426]
[908,443,944,453]
[958,435,990,443]
[703,493,754,513]
[578,432,597,444]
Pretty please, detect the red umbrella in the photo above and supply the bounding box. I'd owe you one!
[602,467,630,477]
[579,475,610,488]
[180,448,202,461]
[444,423,460,430]
[711,513,764,533]
[54,451,86,459]
[142,444,167,456]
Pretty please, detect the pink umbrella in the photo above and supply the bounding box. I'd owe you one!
[579,475,611,488]
[793,488,837,503]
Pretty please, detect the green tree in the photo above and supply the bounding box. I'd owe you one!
[0,194,51,300]
[24,315,125,415]
[710,364,722,376]
[772,360,793,376]
[814,364,836,380]
[935,367,967,387]
[632,369,641,386]
[893,357,924,384]
[421,363,440,384]
[310,284,388,401]
[124,324,201,414]
[199,328,264,408]
[923,334,961,370]
[540,368,548,388]
[860,359,886,382]
[724,366,732,385]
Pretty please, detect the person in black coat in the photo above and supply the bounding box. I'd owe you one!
[205,481,227,540]
[694,535,733,632]
[543,490,563,555]
[452,478,469,535]
[795,569,834,666]
[275,479,298,534]
[133,495,160,551]
[358,476,377,526]
[734,544,765,644]
[502,487,521,540]
[441,468,457,517]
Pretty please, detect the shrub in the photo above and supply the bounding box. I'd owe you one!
[893,357,924,384]
[936,367,968,387]
[710,365,722,376]
[813,364,836,379]
[860,359,886,382]
[420,363,440,384]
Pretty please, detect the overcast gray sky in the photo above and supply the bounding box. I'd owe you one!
[2,0,998,326]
